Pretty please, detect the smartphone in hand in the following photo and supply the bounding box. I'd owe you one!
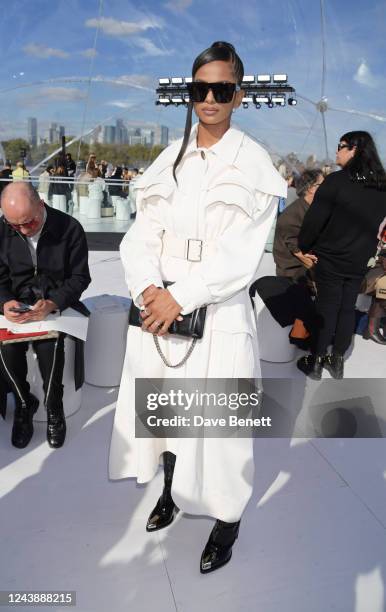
[9,303,32,313]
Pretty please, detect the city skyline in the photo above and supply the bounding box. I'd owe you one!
[22,116,170,147]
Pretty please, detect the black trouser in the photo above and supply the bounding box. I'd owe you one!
[0,334,65,411]
[313,266,363,356]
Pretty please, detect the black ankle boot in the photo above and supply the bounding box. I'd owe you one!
[200,520,240,574]
[11,394,39,449]
[146,452,178,532]
[363,318,386,345]
[296,354,324,380]
[324,353,344,379]
[47,404,66,448]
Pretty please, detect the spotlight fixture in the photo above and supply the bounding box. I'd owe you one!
[257,74,271,83]
[273,74,288,83]
[271,95,286,106]
[157,94,170,105]
[155,73,296,109]
[242,75,255,84]
[255,95,270,104]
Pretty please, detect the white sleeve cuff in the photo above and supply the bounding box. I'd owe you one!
[131,277,164,307]
[167,275,212,314]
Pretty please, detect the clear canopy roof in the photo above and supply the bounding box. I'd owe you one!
[0,0,385,168]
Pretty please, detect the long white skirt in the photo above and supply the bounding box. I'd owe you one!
[109,325,260,522]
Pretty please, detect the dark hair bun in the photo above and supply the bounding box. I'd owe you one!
[211,41,236,52]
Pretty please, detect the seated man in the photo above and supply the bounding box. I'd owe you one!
[250,169,324,348]
[0,182,91,449]
[273,168,324,280]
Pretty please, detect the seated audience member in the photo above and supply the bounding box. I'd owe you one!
[108,166,127,198]
[12,161,29,182]
[88,168,106,203]
[273,169,324,280]
[76,166,92,202]
[285,173,298,207]
[0,183,91,449]
[361,226,386,344]
[48,164,72,211]
[38,165,53,202]
[250,169,324,348]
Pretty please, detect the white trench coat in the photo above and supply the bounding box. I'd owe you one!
[109,124,287,522]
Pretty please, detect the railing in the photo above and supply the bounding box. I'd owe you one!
[0,176,137,226]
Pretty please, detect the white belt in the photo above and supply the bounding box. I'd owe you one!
[162,231,215,262]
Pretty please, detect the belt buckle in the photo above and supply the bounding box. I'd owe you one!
[186,239,203,262]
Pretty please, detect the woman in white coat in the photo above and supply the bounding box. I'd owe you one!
[109,41,286,573]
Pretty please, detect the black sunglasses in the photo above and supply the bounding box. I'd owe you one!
[187,81,240,104]
[337,143,351,151]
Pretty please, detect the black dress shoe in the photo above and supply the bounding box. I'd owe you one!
[11,394,39,449]
[146,490,178,531]
[296,354,324,380]
[47,406,66,448]
[200,520,240,574]
[324,353,344,379]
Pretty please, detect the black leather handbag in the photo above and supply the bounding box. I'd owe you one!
[128,281,207,368]
[129,281,206,339]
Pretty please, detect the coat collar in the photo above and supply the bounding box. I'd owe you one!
[135,122,287,198]
[184,123,244,167]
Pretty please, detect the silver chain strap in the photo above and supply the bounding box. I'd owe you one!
[153,334,197,368]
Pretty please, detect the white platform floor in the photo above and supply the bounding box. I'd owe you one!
[1,252,385,612]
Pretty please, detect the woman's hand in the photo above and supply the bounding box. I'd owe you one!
[141,288,182,335]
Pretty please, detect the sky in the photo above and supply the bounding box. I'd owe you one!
[0,0,386,162]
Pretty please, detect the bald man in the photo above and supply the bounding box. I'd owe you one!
[0,183,91,448]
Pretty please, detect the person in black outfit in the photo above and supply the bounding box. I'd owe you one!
[108,166,127,198]
[48,164,72,210]
[0,182,91,448]
[297,131,386,379]
[65,153,76,178]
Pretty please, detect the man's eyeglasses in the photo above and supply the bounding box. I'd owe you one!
[337,143,351,151]
[187,81,240,104]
